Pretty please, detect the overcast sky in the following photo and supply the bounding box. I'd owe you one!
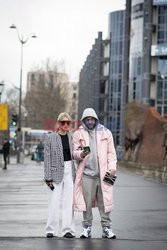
[0,0,125,92]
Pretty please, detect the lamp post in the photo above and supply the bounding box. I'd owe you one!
[0,81,5,103]
[10,24,37,163]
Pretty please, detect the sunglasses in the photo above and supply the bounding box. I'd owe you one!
[60,121,72,126]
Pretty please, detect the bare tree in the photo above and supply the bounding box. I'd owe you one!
[24,60,70,129]
[4,88,19,116]
[25,85,67,129]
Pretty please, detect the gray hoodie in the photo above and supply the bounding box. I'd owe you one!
[81,108,99,178]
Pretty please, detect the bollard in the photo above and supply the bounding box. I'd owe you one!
[20,152,24,164]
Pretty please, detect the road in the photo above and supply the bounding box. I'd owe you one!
[0,157,167,249]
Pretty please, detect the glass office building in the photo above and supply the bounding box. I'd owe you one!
[120,0,167,151]
[123,0,167,118]
[128,0,144,102]
[108,10,125,145]
[78,32,110,121]
[156,5,167,117]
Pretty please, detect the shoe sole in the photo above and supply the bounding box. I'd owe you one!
[102,235,116,239]
[80,235,91,238]
[63,236,75,238]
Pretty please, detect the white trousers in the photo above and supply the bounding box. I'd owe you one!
[45,161,75,236]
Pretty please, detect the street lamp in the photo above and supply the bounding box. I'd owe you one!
[10,24,37,163]
[0,81,5,103]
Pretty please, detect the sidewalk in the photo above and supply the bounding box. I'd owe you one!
[0,157,167,249]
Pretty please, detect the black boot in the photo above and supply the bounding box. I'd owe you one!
[2,162,7,170]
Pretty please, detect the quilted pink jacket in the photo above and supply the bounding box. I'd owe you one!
[72,124,117,213]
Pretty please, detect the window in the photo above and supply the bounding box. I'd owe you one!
[119,60,122,74]
[132,3,143,13]
[165,91,167,99]
[31,74,34,80]
[157,106,162,114]
[158,58,167,76]
[158,31,164,40]
[137,57,142,75]
[158,6,167,44]
[39,74,45,86]
[118,79,121,92]
[164,106,167,116]
[49,74,53,89]
[157,81,163,99]
[31,73,35,86]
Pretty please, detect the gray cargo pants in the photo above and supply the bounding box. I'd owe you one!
[82,175,111,227]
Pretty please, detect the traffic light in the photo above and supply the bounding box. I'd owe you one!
[11,114,18,127]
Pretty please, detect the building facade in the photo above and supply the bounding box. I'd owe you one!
[27,71,69,92]
[78,32,109,121]
[78,14,124,147]
[122,0,167,116]
[68,82,78,121]
[120,0,167,151]
[153,1,167,117]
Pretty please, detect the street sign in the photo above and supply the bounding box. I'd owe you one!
[10,131,16,138]
[9,126,17,132]
[9,125,17,138]
[153,0,167,5]
[0,104,8,130]
[151,45,167,56]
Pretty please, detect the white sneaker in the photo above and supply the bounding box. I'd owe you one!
[80,226,91,238]
[102,226,116,239]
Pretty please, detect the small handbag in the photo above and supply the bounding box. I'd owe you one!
[103,172,117,186]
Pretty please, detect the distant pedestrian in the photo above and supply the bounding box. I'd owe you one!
[2,138,10,170]
[73,108,117,239]
[44,112,75,238]
[36,140,44,163]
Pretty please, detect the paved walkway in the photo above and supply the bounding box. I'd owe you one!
[0,157,167,249]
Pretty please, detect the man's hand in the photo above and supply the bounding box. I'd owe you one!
[109,169,116,177]
[80,150,90,158]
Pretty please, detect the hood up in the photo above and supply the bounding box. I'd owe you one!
[81,108,99,121]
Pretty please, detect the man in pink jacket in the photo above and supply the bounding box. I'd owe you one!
[73,108,117,239]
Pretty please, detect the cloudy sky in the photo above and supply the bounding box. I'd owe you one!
[0,0,125,92]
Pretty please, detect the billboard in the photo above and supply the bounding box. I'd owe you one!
[0,104,8,130]
[151,45,167,56]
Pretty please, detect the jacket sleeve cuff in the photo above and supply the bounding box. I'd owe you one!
[44,179,53,183]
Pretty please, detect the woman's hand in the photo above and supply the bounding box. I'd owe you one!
[45,180,54,190]
[45,180,53,187]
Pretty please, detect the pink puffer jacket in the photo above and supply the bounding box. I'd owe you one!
[72,124,117,213]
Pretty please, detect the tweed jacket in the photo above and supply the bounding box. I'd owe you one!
[44,131,76,184]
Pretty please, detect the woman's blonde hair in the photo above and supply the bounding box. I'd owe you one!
[57,112,72,121]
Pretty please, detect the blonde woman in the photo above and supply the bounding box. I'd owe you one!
[44,113,75,238]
